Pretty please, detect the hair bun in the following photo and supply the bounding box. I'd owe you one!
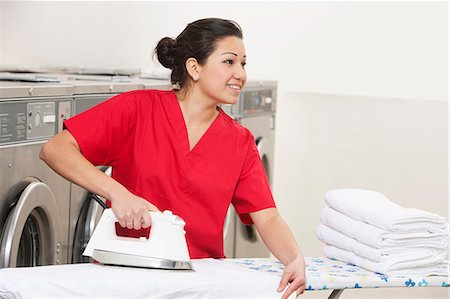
[155,37,176,69]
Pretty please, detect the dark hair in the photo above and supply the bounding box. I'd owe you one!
[155,18,243,89]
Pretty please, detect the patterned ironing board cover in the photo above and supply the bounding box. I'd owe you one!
[220,257,449,291]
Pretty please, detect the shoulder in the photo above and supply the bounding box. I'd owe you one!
[113,89,175,102]
[106,89,176,111]
[218,109,254,144]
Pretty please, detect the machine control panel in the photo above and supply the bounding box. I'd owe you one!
[0,99,72,146]
[242,89,276,116]
[27,102,56,139]
[220,102,240,119]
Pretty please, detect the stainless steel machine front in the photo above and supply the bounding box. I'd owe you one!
[233,81,277,258]
[220,102,241,259]
[0,80,73,268]
[221,81,277,258]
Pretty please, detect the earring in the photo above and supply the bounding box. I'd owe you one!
[192,74,199,82]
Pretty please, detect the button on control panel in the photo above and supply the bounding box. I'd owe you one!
[27,102,56,139]
[242,89,275,115]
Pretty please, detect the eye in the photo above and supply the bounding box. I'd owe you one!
[224,59,234,65]
[241,62,247,68]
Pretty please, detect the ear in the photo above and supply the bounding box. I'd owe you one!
[185,57,200,81]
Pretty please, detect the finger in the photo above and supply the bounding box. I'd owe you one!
[125,217,133,229]
[296,287,305,297]
[141,212,152,228]
[295,283,306,297]
[116,215,128,228]
[277,271,292,292]
[281,278,301,299]
[119,219,127,228]
[299,279,306,294]
[133,214,142,230]
[292,278,307,298]
[144,201,159,212]
[281,287,294,299]
[113,210,126,228]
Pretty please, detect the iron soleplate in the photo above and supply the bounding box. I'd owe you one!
[92,249,193,270]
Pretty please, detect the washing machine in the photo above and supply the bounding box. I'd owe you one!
[0,77,73,268]
[220,102,242,258]
[67,77,173,263]
[233,80,277,258]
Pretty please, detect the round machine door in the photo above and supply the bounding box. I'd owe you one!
[71,167,110,263]
[0,180,60,268]
[223,205,237,258]
[71,194,105,263]
[255,136,271,184]
[223,205,233,238]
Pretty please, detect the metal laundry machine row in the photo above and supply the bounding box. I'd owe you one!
[0,73,153,268]
[0,80,74,268]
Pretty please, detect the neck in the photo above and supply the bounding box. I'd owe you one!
[175,88,219,126]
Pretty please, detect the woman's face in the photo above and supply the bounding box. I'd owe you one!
[197,36,247,105]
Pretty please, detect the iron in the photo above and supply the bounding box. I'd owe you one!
[83,209,193,270]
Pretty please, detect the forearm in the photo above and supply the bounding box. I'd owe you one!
[39,130,127,201]
[251,208,303,266]
[251,208,306,298]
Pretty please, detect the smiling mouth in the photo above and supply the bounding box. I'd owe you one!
[227,84,241,91]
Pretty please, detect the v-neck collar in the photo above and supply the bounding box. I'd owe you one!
[166,91,223,157]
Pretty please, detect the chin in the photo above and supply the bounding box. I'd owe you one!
[221,96,239,105]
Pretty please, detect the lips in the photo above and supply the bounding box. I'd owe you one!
[227,84,241,91]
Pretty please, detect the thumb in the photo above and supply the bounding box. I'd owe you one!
[146,201,160,212]
[277,272,291,292]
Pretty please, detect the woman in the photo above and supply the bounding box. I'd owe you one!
[40,18,306,298]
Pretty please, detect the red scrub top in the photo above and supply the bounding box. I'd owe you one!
[64,89,275,258]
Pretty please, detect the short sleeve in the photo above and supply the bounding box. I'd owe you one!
[63,92,138,166]
[232,133,276,225]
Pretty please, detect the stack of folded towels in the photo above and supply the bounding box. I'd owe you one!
[316,189,449,276]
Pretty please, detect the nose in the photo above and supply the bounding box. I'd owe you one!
[233,65,247,81]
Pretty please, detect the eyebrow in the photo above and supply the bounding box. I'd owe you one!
[221,52,247,58]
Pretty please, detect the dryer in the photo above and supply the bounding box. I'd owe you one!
[0,78,73,267]
[234,80,277,258]
[220,102,241,258]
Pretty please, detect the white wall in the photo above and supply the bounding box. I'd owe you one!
[0,1,447,100]
[274,91,449,253]
[1,2,448,298]
[274,92,448,298]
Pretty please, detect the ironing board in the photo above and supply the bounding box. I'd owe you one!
[223,257,449,298]
[0,257,448,299]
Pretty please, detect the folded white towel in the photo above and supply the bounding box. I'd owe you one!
[321,207,449,249]
[323,245,449,276]
[325,189,449,233]
[316,223,446,262]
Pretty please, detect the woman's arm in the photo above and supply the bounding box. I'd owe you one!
[39,129,158,228]
[250,208,306,299]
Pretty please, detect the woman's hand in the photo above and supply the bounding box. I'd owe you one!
[277,256,306,299]
[110,191,160,230]
[250,208,306,298]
